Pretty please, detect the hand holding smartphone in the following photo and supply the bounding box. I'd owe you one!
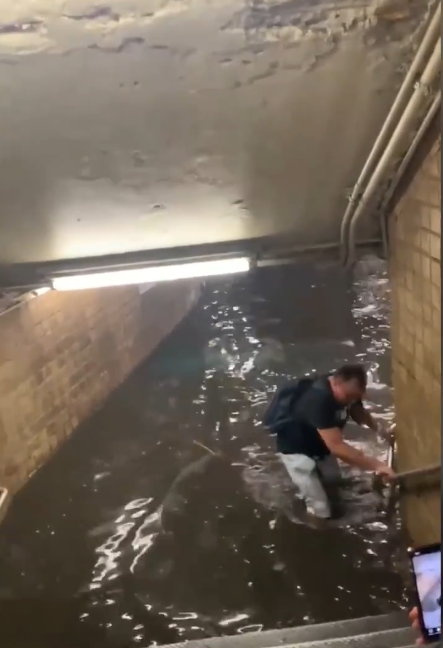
[409,543,441,643]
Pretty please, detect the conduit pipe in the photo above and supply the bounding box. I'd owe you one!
[380,89,441,255]
[339,1,441,261]
[0,487,9,527]
[345,37,441,266]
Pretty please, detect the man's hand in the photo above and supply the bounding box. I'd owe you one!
[374,462,396,482]
[375,419,395,441]
[319,427,397,476]
[409,607,427,645]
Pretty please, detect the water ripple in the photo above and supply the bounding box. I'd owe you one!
[0,259,408,648]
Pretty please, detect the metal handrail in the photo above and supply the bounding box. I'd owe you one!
[374,435,441,499]
[393,464,441,484]
[385,427,441,485]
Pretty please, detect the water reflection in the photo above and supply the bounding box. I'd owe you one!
[0,257,408,648]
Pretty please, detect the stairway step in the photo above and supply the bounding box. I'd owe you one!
[159,612,410,648]
[283,627,416,648]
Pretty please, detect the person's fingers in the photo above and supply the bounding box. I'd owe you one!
[409,608,426,645]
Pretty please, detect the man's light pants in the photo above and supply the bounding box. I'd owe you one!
[279,453,341,519]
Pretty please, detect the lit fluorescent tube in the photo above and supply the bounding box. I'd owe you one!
[52,257,251,291]
[33,287,51,296]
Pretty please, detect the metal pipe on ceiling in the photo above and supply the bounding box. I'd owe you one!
[0,488,9,527]
[380,88,441,255]
[345,37,441,267]
[339,1,441,261]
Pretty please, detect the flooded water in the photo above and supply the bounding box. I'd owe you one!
[0,257,409,648]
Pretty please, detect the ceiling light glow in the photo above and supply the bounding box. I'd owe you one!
[52,257,251,291]
[34,287,51,296]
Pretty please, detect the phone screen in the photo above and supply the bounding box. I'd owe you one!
[411,545,441,642]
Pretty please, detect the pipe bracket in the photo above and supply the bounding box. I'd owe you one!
[413,80,433,97]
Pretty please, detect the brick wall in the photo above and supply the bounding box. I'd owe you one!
[0,280,201,494]
[389,124,441,546]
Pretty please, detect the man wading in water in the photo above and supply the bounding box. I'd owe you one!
[263,364,395,520]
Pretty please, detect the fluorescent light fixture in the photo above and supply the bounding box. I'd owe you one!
[52,257,251,291]
[33,287,51,296]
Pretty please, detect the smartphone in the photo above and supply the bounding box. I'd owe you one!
[409,543,441,643]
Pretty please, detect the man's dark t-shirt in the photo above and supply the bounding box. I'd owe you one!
[276,374,357,459]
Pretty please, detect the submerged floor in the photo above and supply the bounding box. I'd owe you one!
[0,259,409,647]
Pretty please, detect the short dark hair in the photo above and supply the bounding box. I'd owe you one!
[334,364,367,389]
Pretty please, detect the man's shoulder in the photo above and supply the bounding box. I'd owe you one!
[296,376,341,430]
[301,376,335,408]
[311,375,334,399]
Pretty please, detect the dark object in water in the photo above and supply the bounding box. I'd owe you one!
[160,445,224,531]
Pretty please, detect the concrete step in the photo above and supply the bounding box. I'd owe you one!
[159,612,414,648]
[282,627,416,647]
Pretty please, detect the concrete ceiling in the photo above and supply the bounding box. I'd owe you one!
[0,0,431,280]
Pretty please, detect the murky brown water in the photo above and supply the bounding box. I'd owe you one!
[0,259,409,647]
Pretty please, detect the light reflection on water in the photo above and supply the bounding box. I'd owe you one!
[0,257,408,648]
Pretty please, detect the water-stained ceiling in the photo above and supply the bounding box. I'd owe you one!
[0,0,432,278]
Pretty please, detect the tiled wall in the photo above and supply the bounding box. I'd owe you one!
[0,281,201,494]
[389,126,441,546]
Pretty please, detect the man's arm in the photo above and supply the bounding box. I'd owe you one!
[351,402,394,441]
[349,401,379,432]
[300,388,393,477]
[317,427,393,477]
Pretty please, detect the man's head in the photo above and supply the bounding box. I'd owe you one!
[330,364,367,404]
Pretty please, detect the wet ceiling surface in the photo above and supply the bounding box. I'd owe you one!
[0,0,430,275]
